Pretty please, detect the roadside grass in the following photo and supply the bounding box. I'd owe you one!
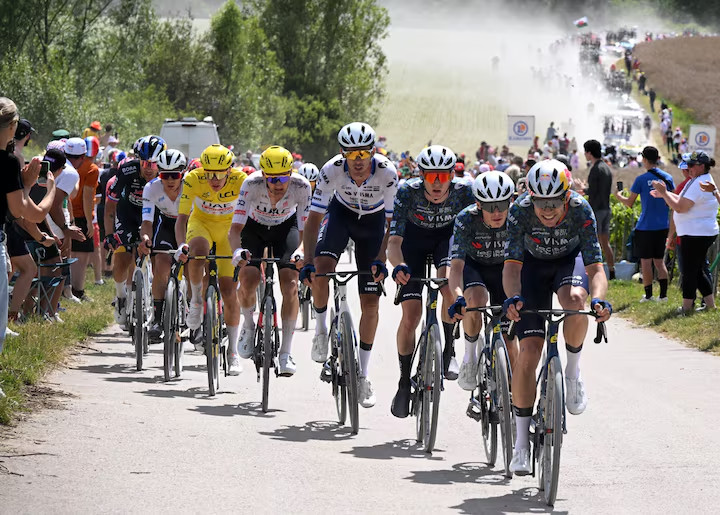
[607,279,720,354]
[0,273,114,425]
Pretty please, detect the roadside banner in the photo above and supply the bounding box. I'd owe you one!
[574,16,589,28]
[688,124,716,156]
[507,116,535,145]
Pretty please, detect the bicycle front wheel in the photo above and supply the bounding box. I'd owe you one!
[339,311,359,434]
[133,270,145,371]
[329,311,347,425]
[421,325,442,452]
[479,347,498,465]
[495,342,514,478]
[205,286,219,396]
[540,356,564,506]
[261,295,273,413]
[300,285,310,331]
[163,278,177,381]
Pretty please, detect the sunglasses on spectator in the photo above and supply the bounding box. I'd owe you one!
[265,174,291,184]
[423,171,452,184]
[480,199,511,213]
[342,149,373,160]
[140,160,158,170]
[532,195,566,210]
[159,171,183,180]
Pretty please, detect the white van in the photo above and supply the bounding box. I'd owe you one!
[159,117,220,160]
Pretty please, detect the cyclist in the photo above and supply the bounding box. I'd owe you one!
[300,122,398,408]
[138,149,186,340]
[297,163,319,192]
[502,159,612,475]
[104,135,166,327]
[448,170,518,390]
[175,144,247,375]
[229,146,311,377]
[388,145,475,418]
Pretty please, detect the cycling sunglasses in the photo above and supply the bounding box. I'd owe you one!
[159,171,183,180]
[207,170,229,180]
[342,149,373,160]
[480,199,511,213]
[140,160,158,170]
[423,171,452,184]
[265,174,291,184]
[532,195,566,210]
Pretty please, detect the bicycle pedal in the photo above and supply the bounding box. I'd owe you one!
[466,403,483,422]
[319,367,333,384]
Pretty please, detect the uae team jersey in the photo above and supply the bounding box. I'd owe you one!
[310,154,398,217]
[178,168,247,223]
[232,171,312,230]
[142,177,181,222]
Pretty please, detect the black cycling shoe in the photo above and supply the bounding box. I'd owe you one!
[391,381,412,418]
[148,323,163,343]
[320,359,333,383]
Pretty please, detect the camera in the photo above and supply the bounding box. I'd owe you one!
[616,181,623,192]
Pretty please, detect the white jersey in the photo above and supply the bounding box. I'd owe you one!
[232,171,312,230]
[142,178,181,222]
[310,153,398,217]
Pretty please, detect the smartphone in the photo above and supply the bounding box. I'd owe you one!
[616,181,623,191]
[39,160,50,180]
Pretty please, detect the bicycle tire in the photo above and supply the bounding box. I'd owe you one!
[329,312,347,425]
[262,295,272,413]
[175,278,188,377]
[133,270,144,371]
[495,342,513,478]
[205,286,218,396]
[540,356,563,506]
[339,311,359,434]
[422,324,443,453]
[479,347,498,465]
[300,289,310,331]
[414,333,426,443]
[162,278,177,382]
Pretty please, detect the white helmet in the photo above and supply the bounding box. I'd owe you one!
[473,171,515,202]
[297,163,319,182]
[526,159,570,198]
[157,149,187,171]
[337,122,375,149]
[415,145,457,171]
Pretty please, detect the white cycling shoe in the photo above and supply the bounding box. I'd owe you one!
[278,353,296,377]
[238,326,255,359]
[227,353,242,376]
[458,361,479,391]
[510,447,531,476]
[358,377,376,408]
[565,375,588,415]
[311,331,329,363]
[113,297,127,326]
[187,303,203,330]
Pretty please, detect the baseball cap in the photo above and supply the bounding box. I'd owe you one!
[685,150,712,166]
[46,140,65,151]
[640,146,659,162]
[90,120,102,131]
[15,119,35,140]
[43,148,67,173]
[52,129,70,139]
[64,137,87,157]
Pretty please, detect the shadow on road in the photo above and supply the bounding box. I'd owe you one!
[190,401,284,418]
[405,461,508,486]
[81,351,134,359]
[450,487,568,514]
[139,386,208,399]
[73,363,136,375]
[260,420,354,442]
[341,439,444,461]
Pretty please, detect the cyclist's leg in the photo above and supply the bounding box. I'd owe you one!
[111,219,138,321]
[215,227,240,354]
[237,219,267,338]
[274,217,301,360]
[457,258,488,390]
[554,253,589,376]
[186,219,210,331]
[150,217,175,329]
[481,262,518,369]
[433,230,456,370]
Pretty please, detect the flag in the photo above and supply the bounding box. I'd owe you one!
[574,16,589,28]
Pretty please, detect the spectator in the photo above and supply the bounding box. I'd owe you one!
[643,114,652,140]
[13,118,35,164]
[504,156,523,185]
[545,121,556,143]
[103,136,119,164]
[476,141,488,162]
[559,132,570,155]
[569,136,578,154]
[672,127,682,153]
[614,146,674,302]
[81,120,102,139]
[64,137,99,302]
[650,151,719,315]
[98,124,114,148]
[638,72,647,93]
[648,88,656,112]
[570,149,580,171]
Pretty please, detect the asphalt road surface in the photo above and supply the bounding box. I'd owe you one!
[2,268,720,514]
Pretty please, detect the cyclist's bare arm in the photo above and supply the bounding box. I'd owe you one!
[302,210,323,261]
[376,218,392,261]
[104,198,117,237]
[586,263,611,321]
[387,235,404,268]
[175,214,188,247]
[228,222,245,252]
[449,258,465,300]
[502,260,523,321]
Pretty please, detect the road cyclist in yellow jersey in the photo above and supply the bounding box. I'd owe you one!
[174,144,247,376]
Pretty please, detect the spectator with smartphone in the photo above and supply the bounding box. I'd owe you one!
[615,146,674,302]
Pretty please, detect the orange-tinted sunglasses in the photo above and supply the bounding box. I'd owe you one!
[342,149,373,160]
[423,171,452,184]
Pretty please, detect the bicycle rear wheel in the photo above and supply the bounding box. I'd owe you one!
[539,356,563,506]
[479,347,498,465]
[133,270,145,371]
[205,287,219,396]
[162,278,177,382]
[421,324,443,452]
[495,341,514,478]
[261,295,273,413]
[339,311,359,434]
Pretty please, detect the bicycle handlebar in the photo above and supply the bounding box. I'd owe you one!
[316,271,387,296]
[232,258,285,281]
[510,308,607,344]
[393,277,448,305]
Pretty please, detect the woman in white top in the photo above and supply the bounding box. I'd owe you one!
[651,151,719,314]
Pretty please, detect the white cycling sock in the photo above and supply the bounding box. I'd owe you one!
[463,335,479,364]
[227,325,239,355]
[314,306,328,334]
[565,347,582,380]
[241,306,255,328]
[515,415,531,449]
[280,319,295,355]
[359,347,371,378]
[115,281,126,298]
[190,282,203,306]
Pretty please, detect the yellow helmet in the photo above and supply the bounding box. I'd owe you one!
[259,145,293,175]
[200,144,234,171]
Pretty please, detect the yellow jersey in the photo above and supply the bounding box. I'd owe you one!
[179,167,247,223]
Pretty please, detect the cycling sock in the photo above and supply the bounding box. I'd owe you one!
[644,284,653,299]
[659,278,668,298]
[115,280,126,298]
[565,343,583,380]
[513,407,533,449]
[280,319,295,355]
[463,333,479,364]
[398,353,412,385]
[314,305,328,334]
[153,300,164,323]
[190,282,203,305]
[241,306,255,328]
[359,341,372,378]
[227,325,239,355]
[442,322,456,357]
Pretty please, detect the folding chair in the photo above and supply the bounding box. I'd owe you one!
[30,245,77,318]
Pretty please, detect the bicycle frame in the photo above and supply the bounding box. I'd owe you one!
[251,257,282,379]
[466,306,510,414]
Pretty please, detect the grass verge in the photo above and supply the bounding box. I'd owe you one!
[607,279,720,354]
[0,274,113,425]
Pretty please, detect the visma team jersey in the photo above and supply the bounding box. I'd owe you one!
[107,158,147,216]
[232,171,312,230]
[390,178,475,237]
[178,168,247,222]
[141,178,181,222]
[310,153,398,217]
[450,204,508,264]
[504,191,603,265]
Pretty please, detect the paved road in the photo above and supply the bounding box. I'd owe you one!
[2,271,720,514]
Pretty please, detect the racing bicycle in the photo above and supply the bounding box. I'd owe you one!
[161,254,188,382]
[129,251,153,371]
